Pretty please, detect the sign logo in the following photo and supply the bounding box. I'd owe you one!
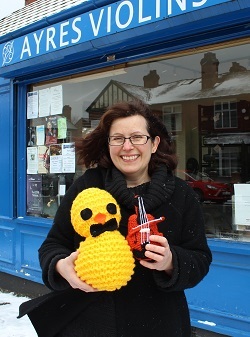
[2,40,14,66]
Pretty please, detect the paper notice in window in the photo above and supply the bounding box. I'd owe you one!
[50,85,63,115]
[27,91,39,119]
[39,88,51,117]
[36,125,45,145]
[62,143,75,173]
[50,144,63,174]
[27,147,38,174]
[234,184,250,227]
[57,116,67,139]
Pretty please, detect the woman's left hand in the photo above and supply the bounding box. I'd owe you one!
[140,235,173,275]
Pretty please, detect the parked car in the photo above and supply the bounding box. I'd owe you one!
[180,171,232,203]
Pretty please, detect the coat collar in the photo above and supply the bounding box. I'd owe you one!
[104,165,175,212]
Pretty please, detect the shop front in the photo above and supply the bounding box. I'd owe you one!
[0,0,250,336]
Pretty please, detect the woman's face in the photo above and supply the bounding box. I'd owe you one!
[108,115,160,186]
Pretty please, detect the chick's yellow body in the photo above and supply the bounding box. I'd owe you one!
[71,188,135,291]
[75,231,135,291]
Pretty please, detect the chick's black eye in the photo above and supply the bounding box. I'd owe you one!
[81,208,92,220]
[107,203,117,215]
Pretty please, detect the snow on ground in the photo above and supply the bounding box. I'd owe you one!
[0,291,37,337]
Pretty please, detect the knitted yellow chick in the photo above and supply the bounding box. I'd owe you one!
[71,187,135,291]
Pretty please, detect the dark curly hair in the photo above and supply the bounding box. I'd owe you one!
[76,99,178,175]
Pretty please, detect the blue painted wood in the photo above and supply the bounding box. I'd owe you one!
[0,78,14,218]
[186,240,250,336]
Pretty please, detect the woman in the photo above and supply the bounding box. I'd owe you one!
[21,99,212,337]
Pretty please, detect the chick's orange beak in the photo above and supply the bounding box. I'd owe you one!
[94,213,106,224]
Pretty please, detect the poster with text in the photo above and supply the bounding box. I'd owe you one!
[38,145,49,174]
[234,184,250,229]
[50,85,63,115]
[50,144,63,174]
[57,116,67,139]
[27,91,39,119]
[36,125,45,145]
[28,126,37,146]
[27,147,38,174]
[39,88,50,117]
[27,174,43,215]
[45,116,58,145]
[62,142,75,173]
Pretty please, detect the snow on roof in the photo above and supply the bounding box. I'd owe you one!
[0,0,89,38]
[114,81,151,102]
[114,71,250,105]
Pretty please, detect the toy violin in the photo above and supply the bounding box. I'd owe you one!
[126,196,165,261]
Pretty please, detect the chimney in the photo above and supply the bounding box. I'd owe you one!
[200,52,219,90]
[62,105,72,121]
[25,0,37,5]
[229,62,247,73]
[143,70,160,88]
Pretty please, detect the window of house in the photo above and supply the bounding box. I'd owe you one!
[214,100,238,129]
[26,42,250,242]
[163,104,182,132]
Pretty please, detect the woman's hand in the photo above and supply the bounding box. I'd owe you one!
[140,235,173,275]
[56,251,98,292]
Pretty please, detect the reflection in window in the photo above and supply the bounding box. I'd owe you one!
[163,104,182,132]
[214,101,238,128]
[25,42,250,242]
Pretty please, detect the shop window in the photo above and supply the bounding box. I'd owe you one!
[25,43,250,242]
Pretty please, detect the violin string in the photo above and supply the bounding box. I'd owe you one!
[138,196,149,244]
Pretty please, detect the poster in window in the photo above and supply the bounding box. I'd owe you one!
[42,175,58,218]
[39,88,51,117]
[50,144,63,174]
[28,126,37,146]
[38,145,49,174]
[50,85,63,115]
[62,142,75,173]
[27,147,38,174]
[36,125,45,146]
[27,174,43,214]
[57,116,67,139]
[27,91,39,119]
[234,184,250,231]
[45,116,58,145]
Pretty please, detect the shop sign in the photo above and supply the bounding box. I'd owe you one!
[1,0,231,68]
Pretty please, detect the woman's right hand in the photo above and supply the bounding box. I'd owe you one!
[56,251,98,292]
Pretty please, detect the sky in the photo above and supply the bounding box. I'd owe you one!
[0,291,37,337]
[0,0,24,20]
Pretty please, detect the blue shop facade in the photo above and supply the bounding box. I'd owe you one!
[0,0,250,335]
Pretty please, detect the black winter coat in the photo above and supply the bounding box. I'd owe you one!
[19,166,212,337]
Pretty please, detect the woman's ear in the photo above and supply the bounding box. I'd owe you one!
[152,136,160,153]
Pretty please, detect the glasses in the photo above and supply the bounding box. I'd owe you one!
[108,135,151,146]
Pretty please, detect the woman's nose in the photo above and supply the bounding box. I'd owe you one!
[122,138,134,149]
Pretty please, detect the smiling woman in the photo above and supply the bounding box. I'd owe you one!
[19,98,212,337]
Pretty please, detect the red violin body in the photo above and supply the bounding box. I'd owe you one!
[126,212,165,261]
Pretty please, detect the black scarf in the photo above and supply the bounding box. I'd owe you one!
[104,165,175,212]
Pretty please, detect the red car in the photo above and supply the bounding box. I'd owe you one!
[179,171,232,203]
